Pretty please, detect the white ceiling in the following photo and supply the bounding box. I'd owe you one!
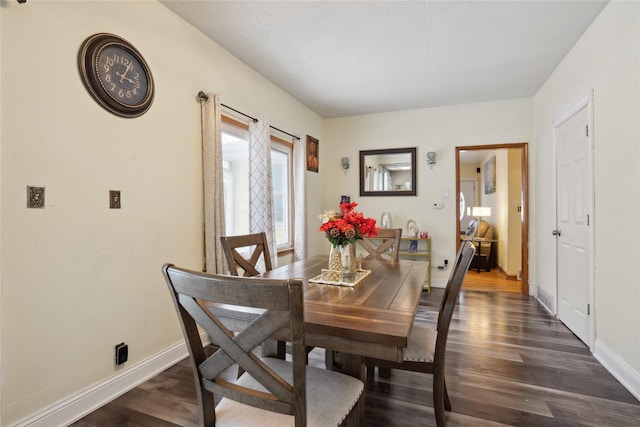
[161,0,608,119]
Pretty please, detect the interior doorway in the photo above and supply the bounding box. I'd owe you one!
[455,143,529,294]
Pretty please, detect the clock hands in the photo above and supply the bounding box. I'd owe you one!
[116,62,136,85]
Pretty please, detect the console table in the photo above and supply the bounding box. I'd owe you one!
[462,236,497,273]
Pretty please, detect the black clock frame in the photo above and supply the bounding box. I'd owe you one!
[78,33,154,118]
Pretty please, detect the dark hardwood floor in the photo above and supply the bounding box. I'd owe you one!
[72,289,640,426]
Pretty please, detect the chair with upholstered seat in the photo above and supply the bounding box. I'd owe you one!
[463,219,495,272]
[163,264,364,427]
[220,232,273,276]
[463,219,479,237]
[364,241,475,427]
[356,228,402,262]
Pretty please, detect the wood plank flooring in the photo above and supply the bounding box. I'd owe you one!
[463,268,522,293]
[71,289,640,426]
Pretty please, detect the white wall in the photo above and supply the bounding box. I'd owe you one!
[533,0,640,393]
[0,1,323,424]
[323,99,533,281]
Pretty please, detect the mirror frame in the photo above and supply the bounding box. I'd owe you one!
[359,147,417,196]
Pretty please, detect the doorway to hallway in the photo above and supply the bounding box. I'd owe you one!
[455,142,529,294]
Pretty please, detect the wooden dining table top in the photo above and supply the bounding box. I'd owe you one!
[261,255,427,362]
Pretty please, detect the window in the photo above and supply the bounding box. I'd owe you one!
[221,117,294,251]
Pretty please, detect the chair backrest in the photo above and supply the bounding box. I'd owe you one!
[162,264,306,425]
[465,219,479,237]
[220,232,273,276]
[356,228,402,262]
[435,241,475,359]
[476,220,492,239]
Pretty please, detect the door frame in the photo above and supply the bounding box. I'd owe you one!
[455,143,529,294]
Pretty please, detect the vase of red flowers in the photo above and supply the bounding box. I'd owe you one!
[319,202,378,278]
[329,243,355,278]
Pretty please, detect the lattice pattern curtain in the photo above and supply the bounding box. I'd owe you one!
[200,93,227,274]
[249,118,277,270]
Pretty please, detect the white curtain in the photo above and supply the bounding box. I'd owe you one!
[294,137,307,260]
[201,93,228,274]
[249,118,277,270]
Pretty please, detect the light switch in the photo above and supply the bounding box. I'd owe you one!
[110,190,121,209]
[27,186,45,208]
[432,201,443,209]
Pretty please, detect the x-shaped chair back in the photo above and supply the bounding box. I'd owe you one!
[162,264,306,425]
[357,228,402,262]
[221,232,273,276]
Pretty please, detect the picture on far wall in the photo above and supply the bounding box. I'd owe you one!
[484,156,496,194]
[306,135,319,172]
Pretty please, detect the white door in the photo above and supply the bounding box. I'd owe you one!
[555,103,592,346]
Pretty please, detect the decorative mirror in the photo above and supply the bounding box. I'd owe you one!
[359,147,417,196]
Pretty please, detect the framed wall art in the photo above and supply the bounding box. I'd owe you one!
[306,135,319,172]
[484,156,496,194]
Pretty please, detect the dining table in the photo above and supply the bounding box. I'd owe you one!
[259,255,428,426]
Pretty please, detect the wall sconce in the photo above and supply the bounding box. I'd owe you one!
[341,157,350,170]
[426,151,437,168]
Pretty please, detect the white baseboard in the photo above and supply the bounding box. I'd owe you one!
[593,339,640,401]
[534,284,555,317]
[12,332,208,427]
[430,277,447,289]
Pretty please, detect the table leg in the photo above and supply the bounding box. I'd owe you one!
[261,338,286,359]
[339,353,365,427]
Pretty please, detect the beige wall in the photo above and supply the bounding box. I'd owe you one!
[0,1,323,424]
[533,0,640,383]
[323,99,533,280]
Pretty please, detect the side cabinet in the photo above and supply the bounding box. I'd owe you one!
[399,237,431,291]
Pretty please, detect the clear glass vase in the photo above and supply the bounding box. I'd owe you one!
[329,243,356,280]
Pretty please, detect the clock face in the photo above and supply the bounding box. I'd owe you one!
[96,46,149,107]
[78,33,154,118]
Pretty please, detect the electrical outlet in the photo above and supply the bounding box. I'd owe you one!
[115,343,128,365]
[109,190,121,209]
[27,186,45,208]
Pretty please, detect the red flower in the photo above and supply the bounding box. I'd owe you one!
[318,202,378,246]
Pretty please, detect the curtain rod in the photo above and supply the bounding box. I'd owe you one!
[197,91,300,140]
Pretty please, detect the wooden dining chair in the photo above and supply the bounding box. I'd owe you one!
[364,241,475,427]
[162,264,364,427]
[220,232,273,276]
[219,232,288,360]
[356,228,402,262]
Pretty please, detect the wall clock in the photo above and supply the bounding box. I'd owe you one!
[78,33,154,118]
